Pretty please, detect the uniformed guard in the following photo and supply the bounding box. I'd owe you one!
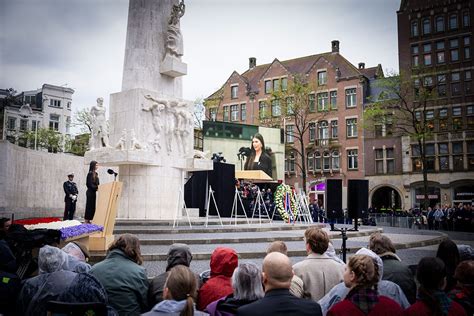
[63,172,79,220]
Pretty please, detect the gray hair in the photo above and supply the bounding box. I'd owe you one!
[232,262,265,300]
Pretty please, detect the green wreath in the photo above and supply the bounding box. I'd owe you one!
[274,184,298,222]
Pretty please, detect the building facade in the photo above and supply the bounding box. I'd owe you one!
[1,84,74,150]
[205,40,383,209]
[365,0,474,211]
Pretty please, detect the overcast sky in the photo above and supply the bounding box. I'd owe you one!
[0,0,400,134]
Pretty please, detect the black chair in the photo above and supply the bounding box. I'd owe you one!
[46,301,107,316]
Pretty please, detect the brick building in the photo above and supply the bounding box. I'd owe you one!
[205,40,383,208]
[366,0,474,211]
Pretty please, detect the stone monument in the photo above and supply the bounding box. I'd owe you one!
[85,0,212,220]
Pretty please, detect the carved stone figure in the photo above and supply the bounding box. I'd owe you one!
[90,97,111,149]
[194,149,210,160]
[115,129,127,150]
[174,107,192,155]
[130,129,145,150]
[166,1,185,58]
[142,95,167,152]
[165,100,178,154]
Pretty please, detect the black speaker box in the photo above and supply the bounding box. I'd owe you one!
[347,179,369,219]
[326,179,343,219]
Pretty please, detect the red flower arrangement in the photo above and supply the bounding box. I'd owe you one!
[14,217,61,226]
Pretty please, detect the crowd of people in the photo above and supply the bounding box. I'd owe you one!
[1,219,474,316]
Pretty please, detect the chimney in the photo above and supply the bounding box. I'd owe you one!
[358,62,365,69]
[331,40,339,53]
[249,57,257,69]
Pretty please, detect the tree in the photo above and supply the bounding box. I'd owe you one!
[265,74,327,192]
[24,128,64,153]
[193,97,205,129]
[203,87,223,121]
[364,69,443,209]
[73,107,93,133]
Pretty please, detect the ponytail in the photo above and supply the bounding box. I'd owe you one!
[180,296,194,316]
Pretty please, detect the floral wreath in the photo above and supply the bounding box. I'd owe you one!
[274,184,298,222]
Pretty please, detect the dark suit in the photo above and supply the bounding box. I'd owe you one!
[63,180,78,220]
[84,172,99,221]
[237,288,322,316]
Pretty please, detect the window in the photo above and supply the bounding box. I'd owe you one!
[411,20,419,36]
[67,102,71,109]
[273,79,280,92]
[412,45,419,54]
[317,92,329,111]
[435,16,444,32]
[451,49,459,61]
[230,105,238,121]
[415,111,422,121]
[423,76,433,87]
[413,55,419,67]
[439,156,449,171]
[240,103,246,121]
[49,114,59,131]
[259,101,267,119]
[20,119,28,131]
[31,120,39,131]
[271,99,281,117]
[423,18,431,34]
[386,148,394,173]
[230,86,238,99]
[375,149,384,174]
[439,143,449,154]
[264,80,272,94]
[209,108,217,121]
[453,141,464,171]
[330,91,337,109]
[323,152,330,170]
[436,41,445,50]
[452,74,461,95]
[468,105,474,115]
[453,117,462,130]
[425,110,434,120]
[466,71,472,81]
[453,107,462,116]
[462,11,470,27]
[281,77,288,91]
[288,152,296,173]
[450,39,459,48]
[346,118,357,137]
[466,71,472,94]
[437,51,445,64]
[318,121,329,141]
[437,74,446,96]
[50,99,61,107]
[347,149,358,170]
[439,108,448,117]
[308,153,314,171]
[315,152,321,170]
[331,120,338,138]
[465,47,471,59]
[331,151,340,169]
[449,14,458,30]
[309,122,316,141]
[345,88,356,107]
[223,106,229,121]
[318,71,327,85]
[464,36,470,46]
[286,125,294,143]
[309,94,315,112]
[7,117,16,130]
[424,54,432,65]
[286,97,294,115]
[423,43,431,52]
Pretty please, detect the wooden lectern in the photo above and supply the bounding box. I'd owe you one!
[90,181,123,251]
[235,170,274,182]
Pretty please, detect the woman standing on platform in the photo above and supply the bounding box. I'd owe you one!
[244,133,272,178]
[84,160,99,224]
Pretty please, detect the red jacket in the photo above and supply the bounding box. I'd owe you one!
[404,300,467,316]
[197,247,238,311]
[328,296,404,316]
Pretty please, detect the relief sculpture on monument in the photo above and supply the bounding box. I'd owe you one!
[90,97,111,150]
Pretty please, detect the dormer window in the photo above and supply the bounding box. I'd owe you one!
[231,85,238,99]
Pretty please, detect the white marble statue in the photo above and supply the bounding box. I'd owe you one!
[115,129,127,150]
[90,97,111,149]
[175,107,192,155]
[130,129,145,150]
[142,94,167,152]
[166,1,185,58]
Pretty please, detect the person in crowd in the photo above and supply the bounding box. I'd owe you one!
[197,247,238,311]
[63,172,79,220]
[368,232,416,303]
[90,234,148,315]
[17,245,114,316]
[318,248,410,315]
[243,133,272,178]
[266,241,305,298]
[436,239,461,293]
[448,260,474,315]
[433,205,445,230]
[237,252,322,316]
[293,227,344,301]
[405,257,466,316]
[427,207,435,230]
[457,244,474,261]
[327,254,403,316]
[84,160,100,223]
[143,265,207,316]
[61,241,91,273]
[0,218,11,234]
[149,243,195,307]
[325,242,345,265]
[0,219,20,316]
[205,262,264,316]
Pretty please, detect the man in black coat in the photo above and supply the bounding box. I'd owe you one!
[237,252,322,316]
[63,173,78,220]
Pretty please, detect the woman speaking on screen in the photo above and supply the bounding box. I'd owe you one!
[244,133,272,178]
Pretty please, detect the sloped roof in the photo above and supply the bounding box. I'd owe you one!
[359,64,384,80]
